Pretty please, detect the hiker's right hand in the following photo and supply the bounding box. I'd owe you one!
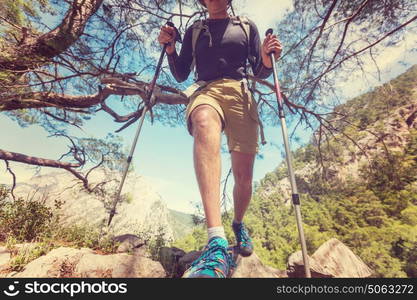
[158,25,176,54]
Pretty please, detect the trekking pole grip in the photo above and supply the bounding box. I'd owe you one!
[265,28,284,109]
[166,21,182,45]
[265,28,276,63]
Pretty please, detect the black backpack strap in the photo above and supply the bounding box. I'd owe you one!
[191,19,212,80]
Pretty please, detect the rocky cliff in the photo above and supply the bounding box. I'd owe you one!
[12,169,179,242]
[260,65,417,204]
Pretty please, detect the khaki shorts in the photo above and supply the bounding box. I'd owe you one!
[185,78,260,154]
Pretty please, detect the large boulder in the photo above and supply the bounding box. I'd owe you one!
[159,247,186,277]
[311,238,373,278]
[75,251,165,278]
[113,234,146,253]
[7,247,166,278]
[8,247,88,278]
[287,238,373,278]
[231,249,287,278]
[287,251,332,278]
[177,250,202,277]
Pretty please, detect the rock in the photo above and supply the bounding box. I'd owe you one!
[264,265,288,278]
[286,238,373,278]
[5,271,18,277]
[231,248,287,278]
[311,238,373,278]
[132,246,151,258]
[287,251,332,278]
[159,247,186,277]
[3,238,372,278]
[177,250,202,277]
[0,247,11,271]
[75,252,165,278]
[9,246,166,278]
[10,247,90,278]
[113,234,145,253]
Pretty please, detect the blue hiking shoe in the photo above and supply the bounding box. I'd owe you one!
[182,237,235,278]
[232,221,254,257]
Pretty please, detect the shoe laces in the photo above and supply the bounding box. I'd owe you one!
[191,240,236,273]
[235,223,251,246]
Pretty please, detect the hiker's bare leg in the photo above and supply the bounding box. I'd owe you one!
[191,105,223,228]
[231,151,255,223]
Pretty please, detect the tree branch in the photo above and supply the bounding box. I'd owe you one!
[0,0,104,71]
[3,160,17,201]
[0,149,81,168]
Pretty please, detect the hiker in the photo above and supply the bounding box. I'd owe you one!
[158,0,282,278]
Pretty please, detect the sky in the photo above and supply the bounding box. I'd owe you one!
[1,0,416,214]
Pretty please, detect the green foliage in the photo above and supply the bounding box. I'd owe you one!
[0,0,50,47]
[171,226,206,252]
[0,187,120,270]
[401,206,417,226]
[0,184,8,200]
[0,0,49,23]
[168,209,195,240]
[8,241,54,272]
[148,225,171,260]
[333,65,417,133]
[53,224,118,254]
[0,194,61,242]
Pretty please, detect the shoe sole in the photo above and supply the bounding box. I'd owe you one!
[239,249,253,257]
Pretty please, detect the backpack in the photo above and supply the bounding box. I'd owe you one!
[190,16,255,77]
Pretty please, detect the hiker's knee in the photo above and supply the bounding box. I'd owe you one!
[233,163,253,186]
[232,152,254,186]
[191,105,222,135]
[234,171,253,187]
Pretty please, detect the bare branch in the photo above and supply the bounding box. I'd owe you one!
[3,160,17,201]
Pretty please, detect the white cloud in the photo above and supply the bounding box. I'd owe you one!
[0,163,37,185]
[334,29,417,101]
[237,0,293,35]
[371,31,417,71]
[144,175,198,214]
[169,0,292,35]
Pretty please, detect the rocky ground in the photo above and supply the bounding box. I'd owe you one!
[0,237,372,278]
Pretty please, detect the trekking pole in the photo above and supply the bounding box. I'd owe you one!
[107,22,181,226]
[266,28,311,278]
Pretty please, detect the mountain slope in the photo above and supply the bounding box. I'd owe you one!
[168,209,195,240]
[251,65,417,278]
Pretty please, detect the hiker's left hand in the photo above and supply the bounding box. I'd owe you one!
[261,34,282,68]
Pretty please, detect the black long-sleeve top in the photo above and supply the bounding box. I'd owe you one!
[167,17,272,83]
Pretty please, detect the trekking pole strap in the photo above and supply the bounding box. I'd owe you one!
[292,194,300,205]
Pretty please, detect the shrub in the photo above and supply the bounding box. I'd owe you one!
[0,186,118,258]
[54,224,119,254]
[8,241,54,272]
[0,193,60,242]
